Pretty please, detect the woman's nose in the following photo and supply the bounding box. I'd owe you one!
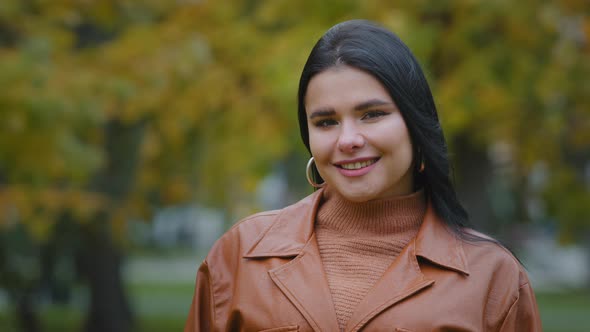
[337,123,365,153]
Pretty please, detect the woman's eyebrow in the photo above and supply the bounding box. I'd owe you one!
[309,99,394,119]
[354,99,394,111]
[309,108,335,119]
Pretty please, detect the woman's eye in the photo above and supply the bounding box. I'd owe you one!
[362,110,387,120]
[314,119,338,127]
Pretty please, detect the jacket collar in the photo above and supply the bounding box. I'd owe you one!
[414,201,470,275]
[244,188,469,275]
[243,190,320,258]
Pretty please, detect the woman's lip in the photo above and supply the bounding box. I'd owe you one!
[336,158,379,177]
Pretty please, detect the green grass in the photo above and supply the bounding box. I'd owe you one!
[0,282,193,332]
[128,282,194,321]
[0,308,185,332]
[0,306,83,332]
[537,289,590,332]
[1,287,588,331]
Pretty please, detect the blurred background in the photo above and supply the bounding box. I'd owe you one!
[0,0,589,331]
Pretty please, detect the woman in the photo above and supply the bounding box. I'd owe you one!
[185,20,542,331]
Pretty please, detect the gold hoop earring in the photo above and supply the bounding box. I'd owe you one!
[416,148,425,173]
[419,160,425,173]
[306,157,325,188]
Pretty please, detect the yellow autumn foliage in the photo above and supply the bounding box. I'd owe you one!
[0,0,588,243]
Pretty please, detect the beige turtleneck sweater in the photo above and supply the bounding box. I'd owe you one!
[314,188,426,331]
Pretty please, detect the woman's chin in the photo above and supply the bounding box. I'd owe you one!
[334,188,377,203]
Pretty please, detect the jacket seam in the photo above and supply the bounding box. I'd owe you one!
[204,260,217,329]
[496,282,524,330]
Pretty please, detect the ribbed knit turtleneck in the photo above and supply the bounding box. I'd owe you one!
[315,187,426,331]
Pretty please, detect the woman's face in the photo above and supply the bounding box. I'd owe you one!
[305,65,415,202]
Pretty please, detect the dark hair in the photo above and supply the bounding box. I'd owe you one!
[297,19,480,241]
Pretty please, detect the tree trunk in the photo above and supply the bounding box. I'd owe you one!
[79,118,146,332]
[585,230,590,288]
[15,289,40,332]
[78,222,133,332]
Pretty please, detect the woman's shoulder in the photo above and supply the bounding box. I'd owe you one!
[458,229,540,328]
[204,190,321,262]
[227,209,283,237]
[460,228,530,286]
[226,191,319,239]
[203,209,281,261]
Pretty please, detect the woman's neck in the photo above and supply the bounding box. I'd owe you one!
[316,186,426,235]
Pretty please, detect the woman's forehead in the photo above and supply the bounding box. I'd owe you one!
[305,66,393,114]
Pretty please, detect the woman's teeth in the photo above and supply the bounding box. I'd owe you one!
[340,159,377,170]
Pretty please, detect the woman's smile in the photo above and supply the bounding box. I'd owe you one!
[334,157,380,176]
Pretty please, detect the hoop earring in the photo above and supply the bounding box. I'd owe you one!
[419,160,425,173]
[306,157,325,188]
[417,148,425,173]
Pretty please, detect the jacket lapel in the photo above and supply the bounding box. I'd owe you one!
[269,233,340,332]
[243,190,321,258]
[244,189,340,331]
[414,203,470,275]
[344,201,469,332]
[344,239,434,332]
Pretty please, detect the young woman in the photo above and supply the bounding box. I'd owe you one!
[185,20,542,332]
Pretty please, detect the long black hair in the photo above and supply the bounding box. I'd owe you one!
[298,19,480,241]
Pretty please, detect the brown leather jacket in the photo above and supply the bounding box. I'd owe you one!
[185,189,542,331]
